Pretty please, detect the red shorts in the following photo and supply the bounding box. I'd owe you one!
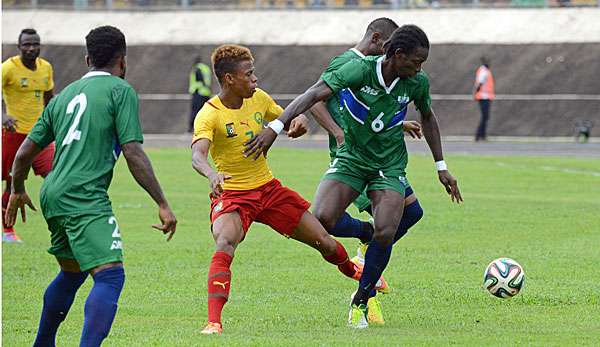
[2,129,54,180]
[210,178,311,237]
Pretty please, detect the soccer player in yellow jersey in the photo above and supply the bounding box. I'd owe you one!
[2,28,55,243]
[191,45,367,335]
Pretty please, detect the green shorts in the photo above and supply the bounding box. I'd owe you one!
[46,212,123,272]
[323,157,409,201]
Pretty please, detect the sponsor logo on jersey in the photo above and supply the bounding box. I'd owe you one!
[240,120,249,127]
[20,78,28,88]
[360,85,379,96]
[225,122,237,137]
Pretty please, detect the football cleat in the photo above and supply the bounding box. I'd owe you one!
[2,231,23,244]
[200,322,222,335]
[367,295,385,325]
[348,302,369,329]
[350,261,391,294]
[350,241,368,266]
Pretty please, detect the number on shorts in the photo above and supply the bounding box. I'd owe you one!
[62,93,87,146]
[371,112,385,133]
[108,216,121,238]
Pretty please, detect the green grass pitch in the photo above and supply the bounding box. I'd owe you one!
[3,147,600,346]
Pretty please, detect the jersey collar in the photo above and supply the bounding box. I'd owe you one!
[376,56,399,94]
[350,48,365,59]
[82,71,111,79]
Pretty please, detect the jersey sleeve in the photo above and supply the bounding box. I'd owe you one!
[192,107,218,144]
[2,62,12,89]
[321,59,366,94]
[113,85,144,145]
[27,100,55,148]
[261,90,284,121]
[414,73,432,114]
[319,54,351,80]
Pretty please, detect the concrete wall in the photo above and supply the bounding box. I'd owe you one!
[3,9,599,136]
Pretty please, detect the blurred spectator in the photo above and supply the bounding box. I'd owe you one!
[188,56,212,133]
[473,56,495,141]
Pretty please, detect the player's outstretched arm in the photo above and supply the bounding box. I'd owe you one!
[420,108,463,203]
[121,142,177,241]
[309,101,344,146]
[244,80,333,160]
[191,139,231,198]
[5,138,40,227]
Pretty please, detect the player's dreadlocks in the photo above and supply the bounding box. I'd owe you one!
[211,44,254,84]
[18,28,38,44]
[85,26,127,69]
[366,17,399,38]
[384,24,429,58]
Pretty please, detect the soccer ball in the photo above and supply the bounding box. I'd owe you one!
[483,258,525,298]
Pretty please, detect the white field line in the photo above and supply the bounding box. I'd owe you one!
[495,162,600,177]
[139,93,600,101]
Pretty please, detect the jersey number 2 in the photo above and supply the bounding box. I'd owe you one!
[62,93,88,146]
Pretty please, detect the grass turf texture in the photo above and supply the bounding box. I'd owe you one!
[3,147,600,346]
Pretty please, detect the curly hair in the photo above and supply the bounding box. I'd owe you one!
[85,26,126,69]
[384,24,429,58]
[211,44,254,83]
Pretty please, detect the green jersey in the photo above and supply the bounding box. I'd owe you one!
[28,71,143,219]
[321,55,431,170]
[320,48,365,158]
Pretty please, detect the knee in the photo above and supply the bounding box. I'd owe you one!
[214,236,237,255]
[313,209,337,232]
[372,227,395,248]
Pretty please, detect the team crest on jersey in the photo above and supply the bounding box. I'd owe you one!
[360,85,379,96]
[20,78,28,88]
[397,94,410,106]
[225,122,237,137]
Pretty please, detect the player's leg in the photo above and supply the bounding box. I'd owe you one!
[34,217,88,346]
[289,211,359,279]
[2,130,25,242]
[312,179,360,233]
[59,213,125,347]
[254,179,360,279]
[351,189,405,309]
[202,211,245,334]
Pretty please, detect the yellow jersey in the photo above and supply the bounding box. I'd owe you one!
[192,88,283,190]
[2,56,54,134]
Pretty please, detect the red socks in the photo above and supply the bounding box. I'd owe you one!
[207,251,233,324]
[323,240,358,279]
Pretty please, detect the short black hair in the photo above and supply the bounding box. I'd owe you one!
[366,17,399,39]
[384,24,430,58]
[85,26,127,69]
[18,28,38,44]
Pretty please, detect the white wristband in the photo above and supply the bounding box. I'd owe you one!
[435,160,448,171]
[268,119,285,135]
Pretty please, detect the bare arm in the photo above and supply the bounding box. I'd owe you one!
[420,108,444,162]
[243,80,333,159]
[5,138,41,226]
[121,141,177,240]
[420,108,463,203]
[309,101,344,146]
[192,139,231,197]
[44,89,54,106]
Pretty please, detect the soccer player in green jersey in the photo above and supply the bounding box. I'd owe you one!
[5,26,177,346]
[245,24,462,329]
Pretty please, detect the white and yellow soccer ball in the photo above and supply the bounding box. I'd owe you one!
[483,258,525,298]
